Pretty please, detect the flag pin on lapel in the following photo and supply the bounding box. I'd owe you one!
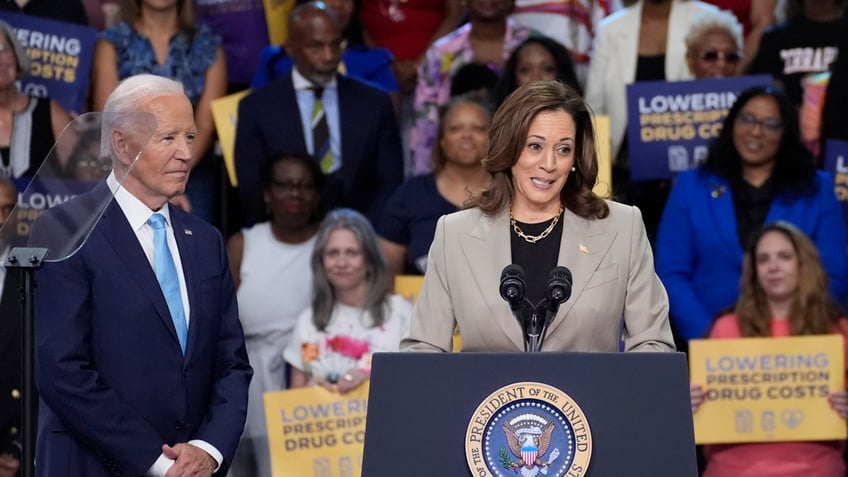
[579,244,589,254]
[184,229,192,236]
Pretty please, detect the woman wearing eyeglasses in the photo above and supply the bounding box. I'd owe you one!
[685,9,744,78]
[226,153,324,476]
[656,85,848,351]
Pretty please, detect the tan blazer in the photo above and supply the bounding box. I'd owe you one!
[402,201,674,353]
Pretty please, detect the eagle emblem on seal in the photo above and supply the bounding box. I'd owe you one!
[501,413,561,476]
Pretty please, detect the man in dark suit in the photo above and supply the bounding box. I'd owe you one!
[32,74,251,477]
[235,1,403,224]
[0,178,21,477]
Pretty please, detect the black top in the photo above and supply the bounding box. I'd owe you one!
[0,268,22,454]
[0,96,55,178]
[510,213,564,306]
[635,54,666,82]
[0,0,88,25]
[749,16,843,106]
[732,177,775,248]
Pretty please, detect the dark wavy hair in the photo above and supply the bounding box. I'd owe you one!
[700,85,818,198]
[471,80,608,219]
[491,36,581,110]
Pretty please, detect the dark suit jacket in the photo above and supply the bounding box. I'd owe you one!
[235,73,403,224]
[0,266,22,453]
[32,187,252,477]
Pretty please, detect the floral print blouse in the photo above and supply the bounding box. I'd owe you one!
[284,295,412,383]
[409,19,532,175]
[100,22,220,106]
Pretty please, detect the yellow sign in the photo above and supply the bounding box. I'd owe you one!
[394,275,424,303]
[592,114,612,198]
[689,335,846,444]
[264,385,369,477]
[211,90,249,187]
[263,0,296,46]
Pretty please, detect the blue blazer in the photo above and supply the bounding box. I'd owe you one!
[656,169,848,341]
[235,73,403,224]
[33,188,251,477]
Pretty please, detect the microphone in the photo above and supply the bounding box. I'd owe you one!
[532,266,573,352]
[499,264,527,312]
[547,266,573,311]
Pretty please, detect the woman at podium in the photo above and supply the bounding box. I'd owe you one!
[690,222,848,476]
[402,80,675,353]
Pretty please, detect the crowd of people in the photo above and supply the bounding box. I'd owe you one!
[0,0,847,475]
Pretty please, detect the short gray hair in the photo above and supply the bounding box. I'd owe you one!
[101,74,186,160]
[685,9,744,58]
[0,20,31,79]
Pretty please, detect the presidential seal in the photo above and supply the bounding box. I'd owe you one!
[465,382,592,477]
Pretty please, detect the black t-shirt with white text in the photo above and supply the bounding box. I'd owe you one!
[749,16,843,106]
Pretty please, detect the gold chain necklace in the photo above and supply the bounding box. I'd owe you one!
[510,205,564,244]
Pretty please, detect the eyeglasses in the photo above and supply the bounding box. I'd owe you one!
[270,179,317,195]
[736,112,784,134]
[699,50,742,64]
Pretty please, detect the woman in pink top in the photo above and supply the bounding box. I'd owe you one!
[691,221,848,477]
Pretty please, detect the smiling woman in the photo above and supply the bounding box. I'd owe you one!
[401,80,675,353]
[690,221,848,477]
[655,85,848,351]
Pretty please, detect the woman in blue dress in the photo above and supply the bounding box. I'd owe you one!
[91,0,227,223]
[378,91,492,275]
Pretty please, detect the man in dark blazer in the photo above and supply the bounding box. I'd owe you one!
[31,74,251,477]
[0,178,21,477]
[235,1,403,225]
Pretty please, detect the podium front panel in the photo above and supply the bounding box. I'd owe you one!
[362,352,696,477]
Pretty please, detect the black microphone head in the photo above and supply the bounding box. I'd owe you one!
[500,264,526,304]
[547,266,572,303]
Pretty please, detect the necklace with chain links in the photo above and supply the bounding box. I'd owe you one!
[510,205,565,244]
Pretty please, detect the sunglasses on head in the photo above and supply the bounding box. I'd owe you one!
[699,50,742,64]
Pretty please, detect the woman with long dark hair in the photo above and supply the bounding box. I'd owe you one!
[490,36,581,110]
[656,86,848,350]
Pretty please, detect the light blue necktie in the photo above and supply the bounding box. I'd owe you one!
[147,213,188,354]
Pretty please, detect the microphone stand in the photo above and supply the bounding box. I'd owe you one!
[6,247,48,477]
[524,299,547,353]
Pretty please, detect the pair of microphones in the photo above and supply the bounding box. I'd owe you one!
[499,264,572,352]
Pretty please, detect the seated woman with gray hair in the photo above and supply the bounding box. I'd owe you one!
[685,9,745,79]
[284,208,412,393]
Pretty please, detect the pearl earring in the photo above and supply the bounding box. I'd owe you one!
[571,166,576,172]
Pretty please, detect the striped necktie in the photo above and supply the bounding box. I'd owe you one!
[147,213,188,354]
[311,87,334,173]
